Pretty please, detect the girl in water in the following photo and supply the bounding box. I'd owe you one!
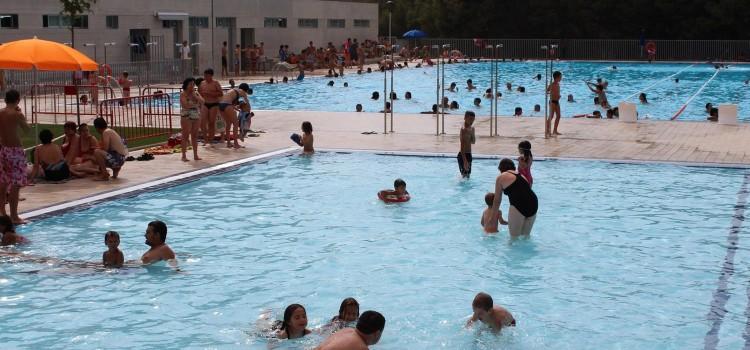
[327,298,360,331]
[517,140,533,187]
[274,304,312,339]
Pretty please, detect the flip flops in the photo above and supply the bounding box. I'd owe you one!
[361,131,378,135]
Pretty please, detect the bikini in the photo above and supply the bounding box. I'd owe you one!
[218,89,240,111]
[502,172,538,218]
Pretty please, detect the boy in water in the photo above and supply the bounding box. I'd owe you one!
[547,71,562,136]
[481,193,507,233]
[380,179,408,198]
[103,231,124,268]
[466,292,516,332]
[458,111,476,178]
[301,121,314,154]
[0,90,30,224]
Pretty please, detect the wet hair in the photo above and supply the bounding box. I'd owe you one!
[148,220,168,242]
[675,78,679,83]
[327,80,334,86]
[105,230,120,242]
[344,82,349,87]
[518,140,532,160]
[63,121,77,131]
[371,91,379,100]
[301,121,313,134]
[467,79,473,85]
[606,109,614,118]
[394,178,406,189]
[280,304,306,331]
[534,104,541,111]
[338,298,360,319]
[485,88,492,94]
[473,98,481,105]
[238,83,250,93]
[282,76,288,82]
[450,82,457,87]
[390,92,398,100]
[514,107,523,115]
[356,311,385,335]
[367,67,372,73]
[39,129,54,144]
[498,158,516,172]
[204,68,214,75]
[705,103,712,109]
[405,91,411,99]
[431,104,438,112]
[518,86,526,93]
[450,101,459,109]
[484,192,494,207]
[182,77,195,91]
[535,73,542,80]
[465,110,475,118]
[0,215,14,233]
[356,104,363,112]
[93,117,108,130]
[553,71,562,79]
[593,110,602,117]
[473,292,493,311]
[4,89,20,104]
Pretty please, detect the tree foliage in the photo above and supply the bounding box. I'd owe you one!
[379,0,750,39]
[59,0,96,48]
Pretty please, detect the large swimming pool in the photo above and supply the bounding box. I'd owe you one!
[2,152,749,349]
[245,61,750,121]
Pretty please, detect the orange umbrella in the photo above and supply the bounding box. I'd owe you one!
[0,37,97,71]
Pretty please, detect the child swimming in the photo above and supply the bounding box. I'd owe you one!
[481,193,507,233]
[326,297,360,332]
[274,304,312,339]
[466,292,515,333]
[378,179,410,202]
[102,231,124,268]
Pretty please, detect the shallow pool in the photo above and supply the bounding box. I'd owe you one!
[2,152,749,349]
[246,61,750,121]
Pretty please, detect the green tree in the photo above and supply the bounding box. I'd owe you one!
[59,0,95,48]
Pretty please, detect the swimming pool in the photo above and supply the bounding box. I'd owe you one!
[2,152,749,349]
[246,61,750,121]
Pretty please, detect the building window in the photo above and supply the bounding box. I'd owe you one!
[43,15,88,29]
[162,20,180,29]
[264,17,286,28]
[189,16,208,28]
[298,18,318,28]
[327,19,345,28]
[216,17,234,28]
[106,15,118,29]
[0,14,19,29]
[353,19,370,28]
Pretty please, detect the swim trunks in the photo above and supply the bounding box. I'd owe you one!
[44,160,70,181]
[457,152,472,176]
[204,102,219,109]
[221,56,228,67]
[502,172,538,217]
[218,102,232,112]
[105,150,125,169]
[0,146,28,186]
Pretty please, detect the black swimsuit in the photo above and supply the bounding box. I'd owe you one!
[502,172,538,217]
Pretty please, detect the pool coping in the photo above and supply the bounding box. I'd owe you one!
[21,147,750,222]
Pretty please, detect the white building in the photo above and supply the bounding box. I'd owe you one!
[0,0,379,72]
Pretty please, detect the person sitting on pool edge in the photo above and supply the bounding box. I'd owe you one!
[103,230,124,268]
[92,117,128,181]
[275,304,312,339]
[0,214,28,246]
[466,292,515,333]
[315,310,385,350]
[482,193,507,232]
[141,220,175,265]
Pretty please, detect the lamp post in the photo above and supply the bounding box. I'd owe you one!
[494,44,502,136]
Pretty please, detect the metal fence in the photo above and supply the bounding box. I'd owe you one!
[98,94,174,142]
[393,38,750,61]
[27,84,114,125]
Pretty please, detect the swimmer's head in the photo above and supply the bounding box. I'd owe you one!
[432,104,438,113]
[344,82,349,87]
[238,83,250,93]
[182,77,196,91]
[518,140,532,159]
[282,76,288,83]
[675,78,679,83]
[518,86,526,93]
[467,79,473,85]
[301,121,313,134]
[639,93,647,102]
[484,193,495,207]
[514,107,523,116]
[390,92,398,100]
[0,214,15,233]
[405,91,412,100]
[281,304,308,333]
[535,73,542,80]
[385,101,391,110]
[472,292,494,315]
[229,79,235,86]
[534,104,541,112]
[356,104,363,112]
[474,98,481,106]
[146,220,167,246]
[327,80,334,87]
[371,91,379,100]
[105,231,120,248]
[506,82,512,90]
[593,110,602,117]
[498,158,516,172]
[394,178,406,193]
[705,103,713,111]
[567,94,574,102]
[367,67,372,73]
[338,297,360,322]
[553,71,562,81]
[63,121,77,135]
[485,88,492,94]
[356,311,386,346]
[450,101,459,109]
[496,92,502,98]
[450,82,457,89]
[606,109,615,118]
[357,69,363,74]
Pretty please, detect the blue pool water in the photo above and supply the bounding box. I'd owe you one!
[245,61,750,121]
[2,152,749,349]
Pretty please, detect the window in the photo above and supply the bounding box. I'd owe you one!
[353,19,370,28]
[0,14,18,29]
[327,19,345,28]
[106,15,118,29]
[298,18,318,28]
[162,20,180,28]
[189,16,208,28]
[264,17,286,28]
[43,15,88,29]
[216,17,234,28]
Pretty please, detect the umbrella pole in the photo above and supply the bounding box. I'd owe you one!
[34,69,38,140]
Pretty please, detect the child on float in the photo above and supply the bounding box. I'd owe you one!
[378,178,410,202]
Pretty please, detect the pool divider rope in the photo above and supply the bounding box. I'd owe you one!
[621,63,697,102]
[671,68,721,120]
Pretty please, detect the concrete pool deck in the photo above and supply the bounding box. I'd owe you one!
[16,111,750,216]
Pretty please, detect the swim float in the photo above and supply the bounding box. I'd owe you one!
[378,191,410,203]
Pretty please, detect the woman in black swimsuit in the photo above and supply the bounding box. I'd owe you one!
[486,158,538,236]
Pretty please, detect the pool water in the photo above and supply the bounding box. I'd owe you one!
[246,61,750,121]
[2,152,749,349]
